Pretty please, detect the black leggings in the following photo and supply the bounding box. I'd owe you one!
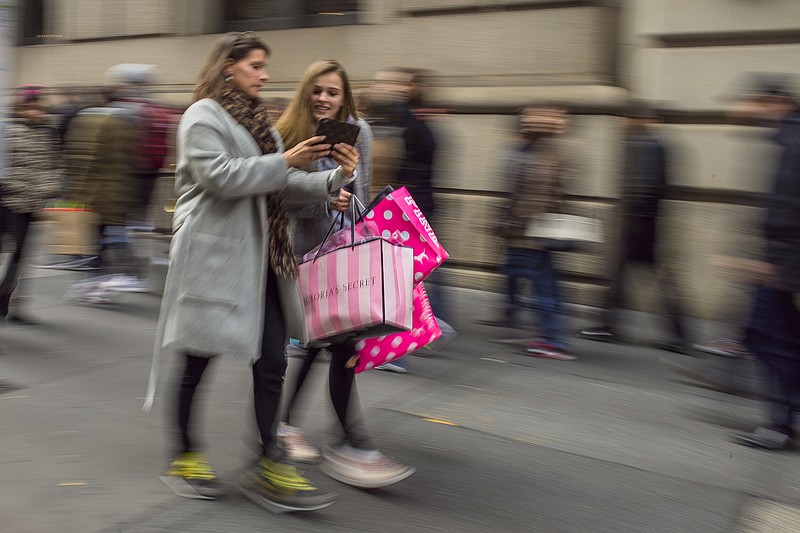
[176,267,287,459]
[0,207,33,316]
[283,340,373,450]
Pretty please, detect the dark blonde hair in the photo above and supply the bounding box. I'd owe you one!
[194,32,270,102]
[274,59,358,150]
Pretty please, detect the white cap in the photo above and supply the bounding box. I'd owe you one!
[105,64,159,86]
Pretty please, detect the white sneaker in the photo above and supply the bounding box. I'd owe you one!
[277,423,321,463]
[376,362,408,373]
[85,288,113,304]
[320,445,415,489]
[64,279,112,304]
[102,275,148,293]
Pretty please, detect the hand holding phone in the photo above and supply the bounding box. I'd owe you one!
[315,118,360,147]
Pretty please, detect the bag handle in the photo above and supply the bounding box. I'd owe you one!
[354,185,393,225]
[311,193,368,263]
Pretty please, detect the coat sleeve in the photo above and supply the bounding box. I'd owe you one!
[283,165,359,203]
[179,104,291,199]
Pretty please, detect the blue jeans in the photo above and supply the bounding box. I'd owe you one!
[504,248,569,351]
[745,287,800,436]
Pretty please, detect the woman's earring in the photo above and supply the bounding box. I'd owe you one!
[224,72,233,82]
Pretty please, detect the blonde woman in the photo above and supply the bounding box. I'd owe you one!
[275,59,415,489]
[149,33,358,512]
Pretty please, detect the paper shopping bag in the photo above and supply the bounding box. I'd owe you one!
[296,238,414,345]
[358,186,448,284]
[40,206,100,256]
[354,283,442,373]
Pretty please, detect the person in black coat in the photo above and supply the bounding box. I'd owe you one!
[393,69,437,220]
[370,68,453,371]
[579,101,689,352]
[731,77,800,450]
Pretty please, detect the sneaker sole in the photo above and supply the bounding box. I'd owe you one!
[525,349,577,361]
[105,287,148,293]
[731,435,791,451]
[692,345,750,359]
[489,337,538,345]
[319,463,416,489]
[474,319,524,329]
[159,475,222,500]
[577,332,616,342]
[236,484,336,513]
[376,366,408,374]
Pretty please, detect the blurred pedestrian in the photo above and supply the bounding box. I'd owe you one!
[359,79,405,198]
[50,86,88,149]
[104,63,173,226]
[724,75,800,450]
[145,32,355,510]
[374,67,453,371]
[498,106,575,360]
[274,59,416,488]
[691,79,800,361]
[61,77,146,299]
[0,86,63,324]
[390,68,438,226]
[579,101,690,354]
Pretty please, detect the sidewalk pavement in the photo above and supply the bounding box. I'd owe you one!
[2,267,800,532]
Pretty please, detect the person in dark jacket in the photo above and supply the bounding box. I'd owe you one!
[500,106,575,360]
[395,71,438,220]
[389,69,454,370]
[579,101,690,353]
[61,81,149,301]
[730,77,800,450]
[0,86,63,324]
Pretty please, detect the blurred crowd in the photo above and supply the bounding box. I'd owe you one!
[1,30,799,514]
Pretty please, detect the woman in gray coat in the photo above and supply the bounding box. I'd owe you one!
[146,32,356,512]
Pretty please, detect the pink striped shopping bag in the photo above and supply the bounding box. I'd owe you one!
[296,238,414,345]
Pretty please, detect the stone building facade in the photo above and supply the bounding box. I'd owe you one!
[12,0,800,326]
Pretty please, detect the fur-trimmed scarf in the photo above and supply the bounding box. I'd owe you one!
[217,83,297,278]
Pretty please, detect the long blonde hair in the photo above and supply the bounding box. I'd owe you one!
[194,32,270,102]
[274,59,359,150]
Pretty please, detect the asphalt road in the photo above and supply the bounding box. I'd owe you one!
[2,264,800,532]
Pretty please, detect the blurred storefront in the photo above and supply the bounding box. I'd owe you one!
[13,1,800,323]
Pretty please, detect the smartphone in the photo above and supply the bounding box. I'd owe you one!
[315,117,360,147]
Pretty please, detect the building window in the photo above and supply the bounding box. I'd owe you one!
[224,0,359,31]
[19,0,46,45]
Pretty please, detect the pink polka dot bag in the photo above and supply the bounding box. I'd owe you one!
[359,187,448,284]
[355,283,442,373]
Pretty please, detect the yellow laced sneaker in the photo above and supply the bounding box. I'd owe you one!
[160,452,226,500]
[238,457,337,513]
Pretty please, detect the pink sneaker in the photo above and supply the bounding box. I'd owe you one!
[320,445,415,489]
[525,342,576,361]
[277,423,320,464]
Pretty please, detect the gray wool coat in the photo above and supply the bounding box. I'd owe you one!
[144,98,353,410]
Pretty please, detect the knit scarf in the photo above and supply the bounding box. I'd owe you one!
[216,83,297,279]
